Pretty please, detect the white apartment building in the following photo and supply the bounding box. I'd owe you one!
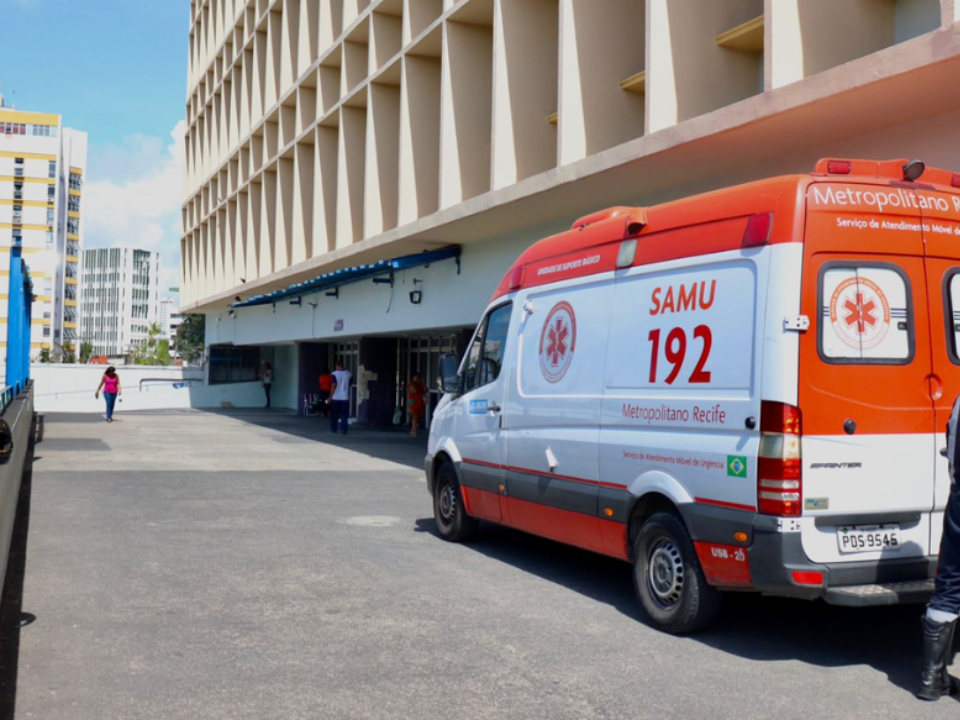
[158,296,183,348]
[182,0,960,417]
[79,248,161,357]
[0,95,86,360]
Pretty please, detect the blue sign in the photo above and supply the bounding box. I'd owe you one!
[469,399,489,415]
[334,319,344,332]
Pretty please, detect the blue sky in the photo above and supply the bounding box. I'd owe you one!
[0,0,190,292]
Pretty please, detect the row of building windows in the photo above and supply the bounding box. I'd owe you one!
[69,173,81,190]
[2,123,58,137]
[12,158,57,180]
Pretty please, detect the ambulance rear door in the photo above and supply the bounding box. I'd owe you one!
[798,182,936,564]
[917,188,960,554]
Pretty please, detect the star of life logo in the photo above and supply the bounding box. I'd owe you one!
[539,301,577,383]
[829,277,891,350]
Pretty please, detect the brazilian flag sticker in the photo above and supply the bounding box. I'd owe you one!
[727,456,747,478]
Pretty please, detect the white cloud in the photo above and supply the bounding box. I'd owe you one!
[84,121,186,298]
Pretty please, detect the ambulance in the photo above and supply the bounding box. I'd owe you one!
[425,158,960,633]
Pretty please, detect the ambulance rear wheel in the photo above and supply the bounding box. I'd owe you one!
[434,461,479,543]
[634,512,721,634]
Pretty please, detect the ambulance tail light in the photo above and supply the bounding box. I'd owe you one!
[827,160,852,175]
[757,401,802,517]
[508,265,525,291]
[742,213,773,248]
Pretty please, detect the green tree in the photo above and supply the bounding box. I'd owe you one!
[132,323,170,366]
[38,348,51,363]
[80,341,94,364]
[176,314,205,364]
[60,341,76,364]
[157,339,171,366]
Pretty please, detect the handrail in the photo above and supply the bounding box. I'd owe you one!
[138,377,202,390]
[0,386,15,414]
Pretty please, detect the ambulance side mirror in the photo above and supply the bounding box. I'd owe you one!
[438,353,461,395]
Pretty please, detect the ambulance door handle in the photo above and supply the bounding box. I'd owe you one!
[487,401,501,414]
[844,419,857,435]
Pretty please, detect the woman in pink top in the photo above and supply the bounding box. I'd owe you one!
[95,366,121,423]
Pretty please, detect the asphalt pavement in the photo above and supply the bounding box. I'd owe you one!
[2,408,957,719]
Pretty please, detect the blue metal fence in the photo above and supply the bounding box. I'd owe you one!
[4,242,32,401]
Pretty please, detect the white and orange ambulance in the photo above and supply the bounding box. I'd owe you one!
[426,158,960,633]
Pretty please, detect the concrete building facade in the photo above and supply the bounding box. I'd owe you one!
[0,96,87,360]
[182,0,960,417]
[79,248,161,357]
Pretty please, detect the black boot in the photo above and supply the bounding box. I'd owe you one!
[918,616,958,701]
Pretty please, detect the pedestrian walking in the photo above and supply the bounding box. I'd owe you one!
[94,366,121,423]
[329,361,351,434]
[262,363,273,409]
[919,392,960,701]
[318,367,333,418]
[407,373,428,438]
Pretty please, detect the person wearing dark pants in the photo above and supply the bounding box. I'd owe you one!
[329,361,352,434]
[262,363,273,409]
[919,394,960,701]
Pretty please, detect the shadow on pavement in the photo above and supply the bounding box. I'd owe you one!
[416,516,944,699]
[0,416,37,720]
[199,408,429,471]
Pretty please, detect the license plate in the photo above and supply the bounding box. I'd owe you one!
[837,524,901,554]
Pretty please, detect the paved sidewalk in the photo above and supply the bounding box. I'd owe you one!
[3,409,959,720]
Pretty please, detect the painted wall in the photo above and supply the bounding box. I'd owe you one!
[32,364,267,413]
[207,227,549,347]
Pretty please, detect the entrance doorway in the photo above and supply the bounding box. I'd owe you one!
[398,334,458,427]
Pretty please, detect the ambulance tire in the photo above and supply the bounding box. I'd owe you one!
[433,461,479,543]
[634,512,721,634]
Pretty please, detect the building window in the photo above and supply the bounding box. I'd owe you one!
[48,161,56,179]
[209,345,261,384]
[47,186,55,199]
[69,173,82,190]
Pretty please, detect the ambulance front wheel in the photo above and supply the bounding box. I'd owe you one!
[633,512,721,634]
[434,461,479,543]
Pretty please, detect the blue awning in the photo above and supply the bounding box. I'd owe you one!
[232,246,461,308]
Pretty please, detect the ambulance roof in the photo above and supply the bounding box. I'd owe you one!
[492,158,960,301]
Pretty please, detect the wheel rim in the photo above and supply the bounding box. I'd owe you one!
[438,478,457,527]
[646,538,684,609]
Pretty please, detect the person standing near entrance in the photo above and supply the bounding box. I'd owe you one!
[318,367,333,418]
[262,363,273,409]
[407,373,428,438]
[329,361,352,434]
[94,366,121,423]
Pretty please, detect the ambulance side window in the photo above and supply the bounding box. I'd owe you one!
[464,328,485,392]
[945,271,960,363]
[819,263,913,364]
[465,303,512,391]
